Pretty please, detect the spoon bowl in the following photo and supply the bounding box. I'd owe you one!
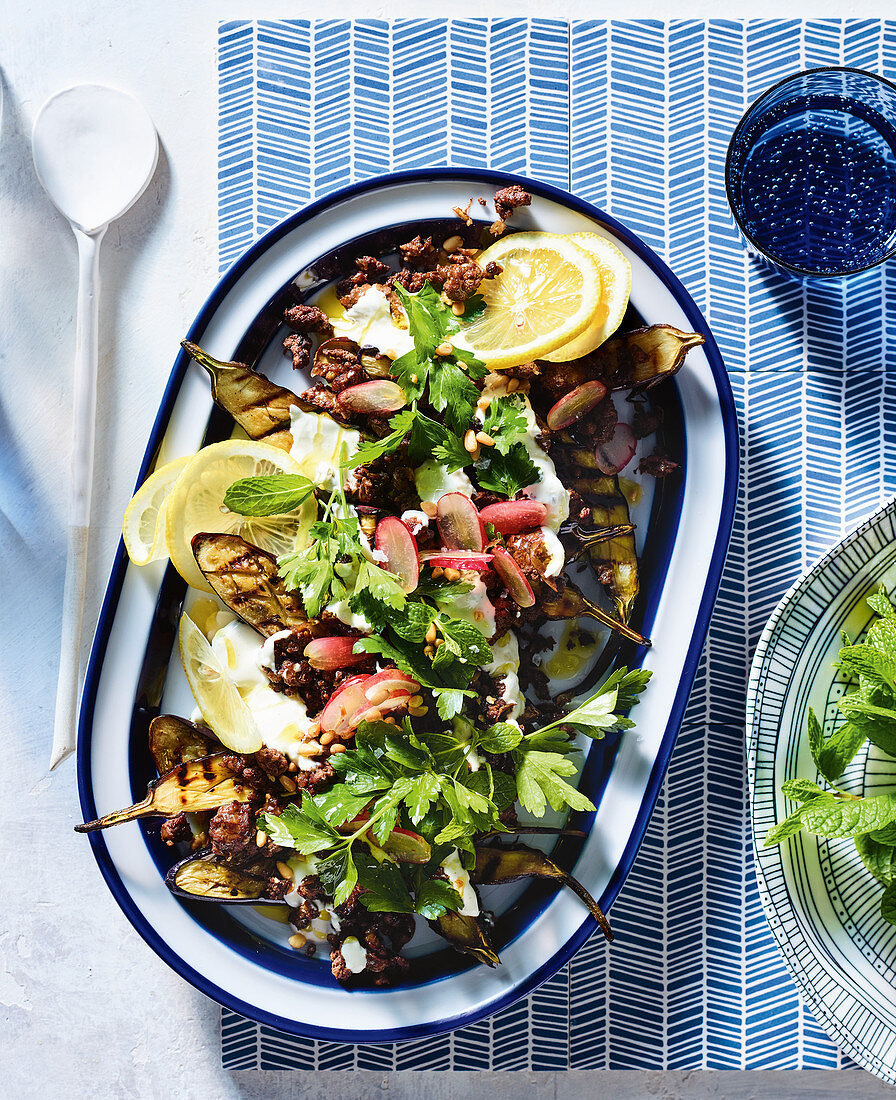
[33,84,159,770]
[33,84,158,233]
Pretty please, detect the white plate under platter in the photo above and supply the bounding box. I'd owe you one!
[748,496,896,1083]
[78,169,737,1042]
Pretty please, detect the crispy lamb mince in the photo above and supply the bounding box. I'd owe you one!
[85,190,705,989]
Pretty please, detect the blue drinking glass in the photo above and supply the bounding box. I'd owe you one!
[726,67,896,277]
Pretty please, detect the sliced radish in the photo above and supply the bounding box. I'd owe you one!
[304,637,371,671]
[352,692,413,727]
[491,546,536,608]
[374,517,419,592]
[546,380,608,430]
[436,492,486,551]
[319,674,372,737]
[479,500,548,535]
[337,379,407,414]
[363,668,420,699]
[595,422,637,475]
[419,550,494,571]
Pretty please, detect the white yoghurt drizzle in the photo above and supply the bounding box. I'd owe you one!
[288,405,361,491]
[332,285,415,361]
[207,615,322,770]
[440,849,480,917]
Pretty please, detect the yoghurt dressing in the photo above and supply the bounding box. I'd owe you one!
[440,849,480,917]
[288,405,361,490]
[332,285,415,360]
[483,630,525,723]
[207,615,321,769]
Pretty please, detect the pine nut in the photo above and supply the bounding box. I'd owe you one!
[318,910,330,922]
[431,566,445,578]
[411,706,429,717]
[383,716,397,725]
[366,684,390,705]
[329,743,346,754]
[424,623,438,644]
[409,694,424,708]
[435,341,453,357]
[289,933,307,950]
[451,302,465,315]
[464,429,478,453]
[424,644,435,658]
[506,377,520,393]
[443,235,463,253]
[288,761,298,773]
[306,721,321,738]
[255,829,267,848]
[476,431,495,447]
[443,567,461,582]
[365,707,383,723]
[319,730,335,746]
[276,861,294,880]
[477,396,491,411]
[421,500,438,518]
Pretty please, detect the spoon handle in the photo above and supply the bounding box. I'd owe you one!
[50,226,105,770]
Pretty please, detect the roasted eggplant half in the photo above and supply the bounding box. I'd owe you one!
[148,714,219,775]
[431,910,500,968]
[192,532,311,637]
[75,755,251,833]
[165,848,278,904]
[473,843,613,943]
[181,341,299,450]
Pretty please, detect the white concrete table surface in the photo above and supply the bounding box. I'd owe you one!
[1,1,893,1096]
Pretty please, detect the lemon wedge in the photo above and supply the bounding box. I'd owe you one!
[122,455,191,567]
[164,439,315,592]
[541,232,632,362]
[460,232,602,368]
[178,612,263,753]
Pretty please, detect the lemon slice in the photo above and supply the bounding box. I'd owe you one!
[461,232,602,368]
[122,456,191,567]
[541,232,632,362]
[178,612,263,753]
[165,439,315,592]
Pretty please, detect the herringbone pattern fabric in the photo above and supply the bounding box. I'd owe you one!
[218,18,895,1070]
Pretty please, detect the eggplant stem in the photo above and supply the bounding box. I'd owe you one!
[549,863,614,943]
[578,596,650,647]
[75,796,154,832]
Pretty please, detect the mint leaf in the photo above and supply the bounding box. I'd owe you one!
[479,722,524,753]
[806,707,823,769]
[780,778,827,803]
[882,881,896,925]
[856,834,896,886]
[474,442,540,498]
[800,792,896,838]
[817,720,868,782]
[435,615,492,667]
[867,586,896,620]
[838,644,896,692]
[223,474,315,516]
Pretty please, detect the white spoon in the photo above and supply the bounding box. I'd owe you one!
[33,84,159,770]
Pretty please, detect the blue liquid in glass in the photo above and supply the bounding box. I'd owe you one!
[731,94,896,274]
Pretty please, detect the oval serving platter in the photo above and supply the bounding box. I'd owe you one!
[748,497,896,1083]
[78,169,737,1042]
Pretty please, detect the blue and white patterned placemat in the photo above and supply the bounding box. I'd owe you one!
[217,19,896,1071]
